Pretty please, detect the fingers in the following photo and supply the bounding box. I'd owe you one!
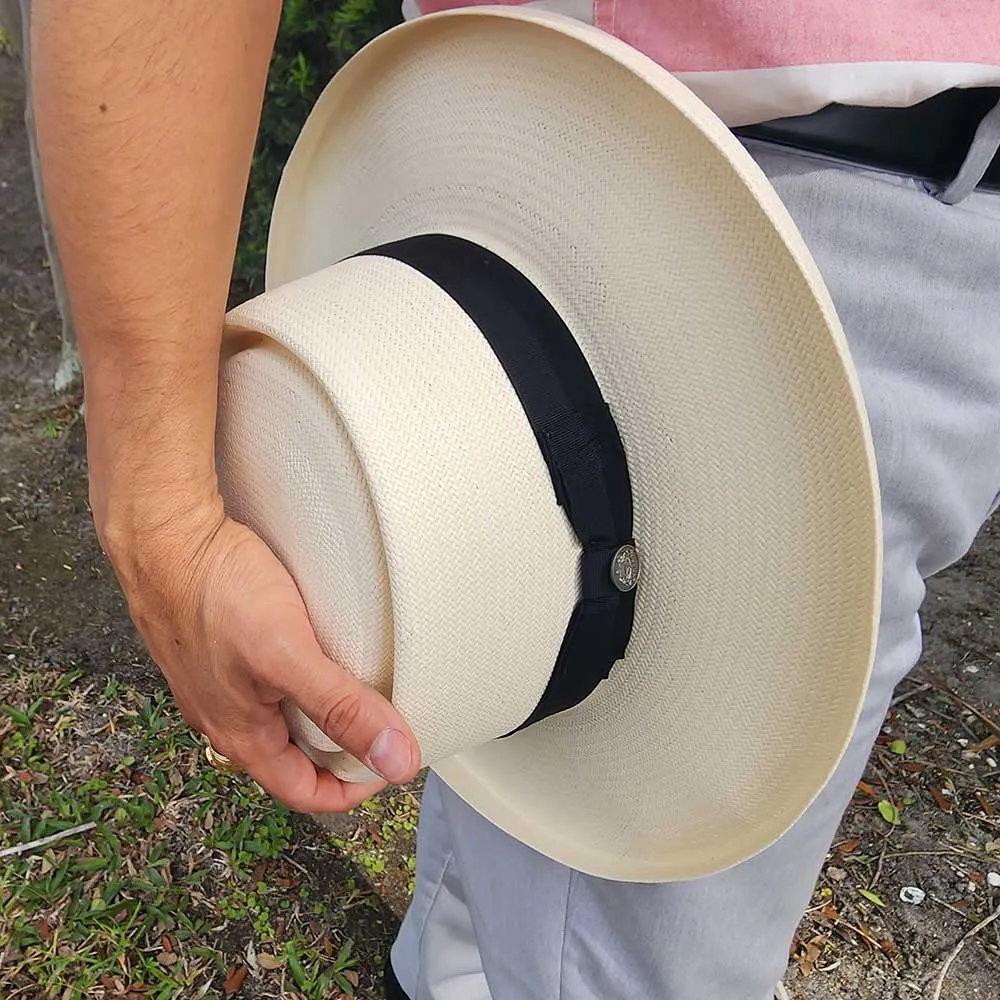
[269,637,421,785]
[251,737,386,813]
[206,712,387,813]
[163,517,420,809]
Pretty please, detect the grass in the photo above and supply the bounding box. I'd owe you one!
[0,663,420,1000]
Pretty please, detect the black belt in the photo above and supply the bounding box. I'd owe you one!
[735,87,1000,192]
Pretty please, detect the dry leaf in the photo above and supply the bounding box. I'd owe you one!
[899,761,926,773]
[975,791,994,816]
[343,970,359,987]
[37,918,52,942]
[161,935,173,953]
[795,934,827,978]
[930,787,953,813]
[224,964,248,997]
[256,953,285,971]
[837,839,861,854]
[970,733,1000,753]
[856,781,876,797]
[156,952,178,967]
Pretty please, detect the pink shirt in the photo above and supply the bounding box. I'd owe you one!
[404,0,1000,125]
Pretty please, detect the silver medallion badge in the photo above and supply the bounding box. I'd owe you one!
[611,543,640,593]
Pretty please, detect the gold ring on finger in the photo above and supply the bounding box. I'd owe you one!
[203,737,243,775]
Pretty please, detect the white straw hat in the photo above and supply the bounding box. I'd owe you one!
[218,6,882,882]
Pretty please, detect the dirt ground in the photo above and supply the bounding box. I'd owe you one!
[2,51,998,1000]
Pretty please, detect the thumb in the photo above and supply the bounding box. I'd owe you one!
[272,636,420,785]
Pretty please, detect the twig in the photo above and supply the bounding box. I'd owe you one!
[926,681,1000,738]
[869,830,892,891]
[891,682,932,708]
[884,849,986,862]
[927,894,973,919]
[869,767,896,890]
[0,822,96,859]
[832,916,885,952]
[931,907,1000,1000]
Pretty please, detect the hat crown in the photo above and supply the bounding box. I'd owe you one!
[220,254,584,779]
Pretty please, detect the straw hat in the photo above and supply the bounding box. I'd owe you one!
[217,6,881,882]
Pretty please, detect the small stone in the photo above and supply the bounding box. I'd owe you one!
[987,757,998,769]
[987,871,1000,888]
[957,738,969,748]
[964,664,980,674]
[899,886,926,905]
[826,866,847,882]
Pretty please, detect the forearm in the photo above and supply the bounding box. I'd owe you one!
[31,0,281,548]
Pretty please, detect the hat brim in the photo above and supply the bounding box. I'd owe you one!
[260,7,881,881]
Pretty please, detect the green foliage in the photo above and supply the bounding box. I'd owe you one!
[233,0,402,293]
[877,799,901,825]
[0,665,400,997]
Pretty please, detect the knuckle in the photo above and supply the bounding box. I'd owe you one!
[319,688,365,742]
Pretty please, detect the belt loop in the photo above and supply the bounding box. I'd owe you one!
[935,97,1000,205]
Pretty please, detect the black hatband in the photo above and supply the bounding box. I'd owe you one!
[358,234,637,730]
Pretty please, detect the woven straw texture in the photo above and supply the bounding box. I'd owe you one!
[219,7,882,881]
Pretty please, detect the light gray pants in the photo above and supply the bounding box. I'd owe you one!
[4,0,79,390]
[391,129,1000,999]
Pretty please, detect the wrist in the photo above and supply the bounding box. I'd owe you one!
[91,465,226,589]
[81,354,223,546]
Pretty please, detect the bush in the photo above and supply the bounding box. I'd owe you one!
[233,0,402,294]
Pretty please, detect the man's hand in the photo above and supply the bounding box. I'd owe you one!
[110,502,418,813]
[30,1,420,811]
